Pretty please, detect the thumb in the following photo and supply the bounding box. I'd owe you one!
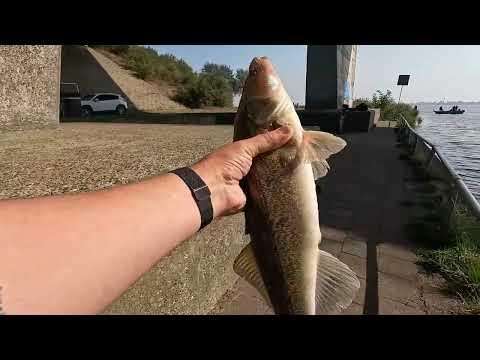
[243,126,293,158]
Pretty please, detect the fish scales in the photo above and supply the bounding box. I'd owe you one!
[233,56,360,315]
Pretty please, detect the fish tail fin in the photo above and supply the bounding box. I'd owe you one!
[299,131,347,179]
[315,250,360,315]
[233,243,272,308]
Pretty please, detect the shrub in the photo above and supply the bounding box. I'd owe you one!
[90,45,130,55]
[354,89,421,127]
[95,45,237,108]
[175,73,233,108]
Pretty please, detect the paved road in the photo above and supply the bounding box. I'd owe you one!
[211,128,462,315]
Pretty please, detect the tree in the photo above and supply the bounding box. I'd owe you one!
[233,69,248,94]
[201,63,234,82]
[174,73,233,108]
[361,89,420,126]
[198,73,233,107]
[371,90,394,109]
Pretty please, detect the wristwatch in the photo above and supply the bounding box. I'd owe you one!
[170,167,213,230]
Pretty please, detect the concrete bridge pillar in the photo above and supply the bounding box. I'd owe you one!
[0,45,61,130]
[305,45,358,110]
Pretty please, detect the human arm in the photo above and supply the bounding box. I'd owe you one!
[0,126,292,314]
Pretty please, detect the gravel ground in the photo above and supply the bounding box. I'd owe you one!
[0,123,234,199]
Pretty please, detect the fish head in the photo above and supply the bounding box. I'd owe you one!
[239,57,296,135]
[244,56,283,101]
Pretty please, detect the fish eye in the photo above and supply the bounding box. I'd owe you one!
[250,69,257,76]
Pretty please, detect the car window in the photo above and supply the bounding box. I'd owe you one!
[102,95,118,101]
[82,94,95,101]
[96,95,109,101]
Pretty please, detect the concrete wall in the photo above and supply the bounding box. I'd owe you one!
[104,214,248,314]
[305,45,358,110]
[0,45,61,130]
[305,45,338,109]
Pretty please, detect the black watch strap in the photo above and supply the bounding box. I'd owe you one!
[170,167,213,230]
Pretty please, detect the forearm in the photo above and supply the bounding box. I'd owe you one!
[0,173,201,314]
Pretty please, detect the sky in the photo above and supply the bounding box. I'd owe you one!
[150,45,480,104]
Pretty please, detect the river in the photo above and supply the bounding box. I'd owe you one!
[416,103,480,201]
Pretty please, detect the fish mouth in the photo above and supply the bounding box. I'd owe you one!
[249,56,270,74]
[246,56,281,100]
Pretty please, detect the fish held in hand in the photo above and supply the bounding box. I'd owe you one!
[233,56,360,315]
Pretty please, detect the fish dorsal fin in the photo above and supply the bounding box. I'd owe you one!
[233,243,272,307]
[315,250,360,315]
[300,131,347,180]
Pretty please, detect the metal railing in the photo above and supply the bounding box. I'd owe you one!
[397,114,480,221]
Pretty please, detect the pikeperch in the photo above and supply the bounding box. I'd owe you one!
[233,57,360,315]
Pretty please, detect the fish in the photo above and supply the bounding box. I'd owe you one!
[232,56,360,315]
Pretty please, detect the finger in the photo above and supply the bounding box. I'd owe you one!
[243,126,293,158]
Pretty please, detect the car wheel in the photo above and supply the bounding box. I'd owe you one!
[81,106,92,118]
[116,105,126,116]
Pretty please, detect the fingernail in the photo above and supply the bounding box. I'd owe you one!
[279,126,291,134]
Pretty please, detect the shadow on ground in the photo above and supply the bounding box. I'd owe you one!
[317,128,422,314]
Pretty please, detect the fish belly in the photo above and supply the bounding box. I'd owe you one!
[248,152,320,314]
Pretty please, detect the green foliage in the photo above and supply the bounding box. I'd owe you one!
[200,63,247,95]
[371,90,394,109]
[123,46,195,85]
[354,89,421,127]
[174,73,233,108]
[418,203,480,313]
[233,69,248,94]
[90,45,130,55]
[421,238,480,309]
[202,63,234,81]
[95,45,240,108]
[383,102,420,127]
[352,98,371,108]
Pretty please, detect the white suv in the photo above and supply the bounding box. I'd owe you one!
[81,93,128,117]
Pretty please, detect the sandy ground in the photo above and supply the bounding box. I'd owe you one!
[0,123,233,200]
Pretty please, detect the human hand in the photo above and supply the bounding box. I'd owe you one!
[191,126,293,218]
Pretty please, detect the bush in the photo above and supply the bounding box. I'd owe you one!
[90,45,130,56]
[175,73,233,108]
[125,46,156,80]
[383,102,419,127]
[174,79,202,108]
[97,45,196,85]
[354,89,421,127]
[95,45,237,108]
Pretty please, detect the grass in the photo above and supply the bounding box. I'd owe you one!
[399,154,480,312]
[414,201,480,314]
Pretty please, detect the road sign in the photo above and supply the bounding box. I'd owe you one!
[397,75,410,86]
[397,75,410,102]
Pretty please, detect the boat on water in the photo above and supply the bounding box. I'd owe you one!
[434,105,465,115]
[434,109,465,114]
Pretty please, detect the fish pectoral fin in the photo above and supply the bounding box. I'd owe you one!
[312,160,330,179]
[233,243,272,308]
[300,131,347,179]
[315,250,360,315]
